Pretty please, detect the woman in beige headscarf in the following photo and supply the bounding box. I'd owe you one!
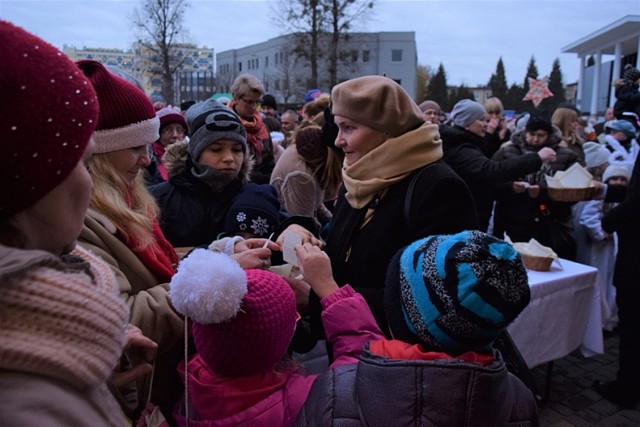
[318,76,478,330]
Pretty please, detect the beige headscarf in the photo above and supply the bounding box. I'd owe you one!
[342,122,443,209]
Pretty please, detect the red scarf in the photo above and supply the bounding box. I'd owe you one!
[152,141,168,181]
[117,190,178,283]
[369,339,495,366]
[229,101,269,163]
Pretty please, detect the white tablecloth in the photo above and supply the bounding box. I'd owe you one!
[507,258,604,368]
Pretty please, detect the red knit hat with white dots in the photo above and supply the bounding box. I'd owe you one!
[77,60,160,153]
[0,21,99,221]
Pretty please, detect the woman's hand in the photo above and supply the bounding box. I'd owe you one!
[486,117,500,134]
[235,238,280,252]
[537,147,557,163]
[295,243,338,299]
[276,224,324,248]
[527,184,540,198]
[111,325,157,388]
[231,247,272,270]
[513,181,529,194]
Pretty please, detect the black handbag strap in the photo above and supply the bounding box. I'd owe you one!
[403,163,436,234]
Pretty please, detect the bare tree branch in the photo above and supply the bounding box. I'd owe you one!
[131,0,190,104]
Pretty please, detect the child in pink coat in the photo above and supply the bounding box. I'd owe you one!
[168,244,384,426]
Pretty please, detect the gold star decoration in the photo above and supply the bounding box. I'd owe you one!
[522,76,554,107]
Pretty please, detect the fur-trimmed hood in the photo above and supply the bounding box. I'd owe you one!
[163,140,254,184]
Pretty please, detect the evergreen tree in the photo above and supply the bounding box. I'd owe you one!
[416,64,431,102]
[487,57,508,100]
[455,84,475,103]
[426,63,448,110]
[541,58,565,112]
[505,83,524,112]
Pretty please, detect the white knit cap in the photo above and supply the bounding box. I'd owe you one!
[603,164,631,183]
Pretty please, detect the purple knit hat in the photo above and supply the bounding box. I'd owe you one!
[170,249,297,377]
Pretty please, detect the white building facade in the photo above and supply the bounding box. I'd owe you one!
[562,15,640,117]
[216,31,417,107]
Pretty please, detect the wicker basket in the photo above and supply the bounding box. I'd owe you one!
[547,186,596,202]
[520,253,555,271]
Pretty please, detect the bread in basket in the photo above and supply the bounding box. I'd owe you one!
[545,163,595,202]
[505,234,558,272]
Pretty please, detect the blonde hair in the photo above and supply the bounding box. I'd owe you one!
[484,97,504,114]
[552,107,580,145]
[230,74,264,99]
[88,153,160,250]
[303,93,330,119]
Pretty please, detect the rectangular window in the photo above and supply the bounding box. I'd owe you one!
[238,62,242,71]
[363,50,370,62]
[265,56,269,67]
[391,49,403,62]
[352,51,358,62]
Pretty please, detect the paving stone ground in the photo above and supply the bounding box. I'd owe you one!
[534,329,640,426]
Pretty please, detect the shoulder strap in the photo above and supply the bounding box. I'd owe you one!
[404,163,436,232]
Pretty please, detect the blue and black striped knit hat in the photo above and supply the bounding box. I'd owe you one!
[385,230,530,355]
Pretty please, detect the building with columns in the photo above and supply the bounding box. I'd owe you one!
[562,15,640,117]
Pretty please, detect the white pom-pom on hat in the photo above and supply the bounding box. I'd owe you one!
[169,248,247,324]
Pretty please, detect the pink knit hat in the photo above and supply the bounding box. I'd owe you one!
[157,105,187,132]
[170,249,297,377]
[0,21,99,220]
[77,60,160,153]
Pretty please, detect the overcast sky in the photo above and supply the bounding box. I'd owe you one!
[2,0,639,87]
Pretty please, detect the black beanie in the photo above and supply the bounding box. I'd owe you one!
[261,94,277,110]
[525,109,553,134]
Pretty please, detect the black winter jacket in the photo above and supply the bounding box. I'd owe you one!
[603,153,640,290]
[491,130,580,259]
[440,125,542,231]
[324,160,478,330]
[149,141,252,247]
[614,81,640,119]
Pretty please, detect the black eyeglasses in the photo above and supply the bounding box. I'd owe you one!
[239,97,260,106]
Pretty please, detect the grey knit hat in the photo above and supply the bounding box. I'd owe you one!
[451,99,486,128]
[385,230,530,354]
[582,142,610,168]
[185,100,247,161]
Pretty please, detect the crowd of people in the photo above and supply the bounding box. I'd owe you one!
[2,18,640,426]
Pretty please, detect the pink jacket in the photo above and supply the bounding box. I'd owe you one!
[174,285,384,426]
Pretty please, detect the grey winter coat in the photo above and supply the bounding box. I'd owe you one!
[296,345,538,426]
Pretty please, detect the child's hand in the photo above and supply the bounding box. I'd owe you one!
[295,243,339,299]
